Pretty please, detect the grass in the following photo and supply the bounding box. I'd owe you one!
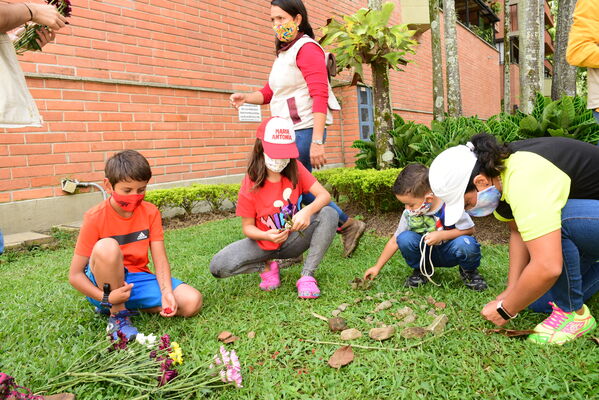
[1,218,598,399]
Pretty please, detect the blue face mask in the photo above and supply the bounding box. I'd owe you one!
[467,186,501,217]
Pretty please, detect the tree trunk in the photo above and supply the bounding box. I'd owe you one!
[430,0,445,121]
[367,0,382,10]
[371,59,394,169]
[519,0,543,113]
[442,0,462,117]
[503,0,511,113]
[551,0,577,100]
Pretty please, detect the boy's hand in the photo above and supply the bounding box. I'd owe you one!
[108,282,133,304]
[265,229,290,244]
[363,266,382,281]
[161,292,177,317]
[423,231,444,246]
[291,209,310,231]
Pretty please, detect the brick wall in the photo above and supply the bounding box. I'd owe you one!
[1,0,502,205]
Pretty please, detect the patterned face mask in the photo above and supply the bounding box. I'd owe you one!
[273,20,298,42]
[264,153,290,173]
[467,186,501,217]
[406,196,433,217]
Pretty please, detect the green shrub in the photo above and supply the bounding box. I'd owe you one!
[314,167,402,212]
[352,94,599,169]
[145,183,240,215]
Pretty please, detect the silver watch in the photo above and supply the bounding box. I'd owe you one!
[311,139,324,145]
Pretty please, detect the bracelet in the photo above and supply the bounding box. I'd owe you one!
[496,300,518,321]
[23,3,33,21]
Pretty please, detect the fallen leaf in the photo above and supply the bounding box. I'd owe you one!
[373,300,393,312]
[340,328,362,341]
[485,328,536,337]
[364,296,373,301]
[328,317,348,332]
[217,331,233,341]
[328,345,354,368]
[401,327,429,339]
[375,292,385,298]
[353,298,362,304]
[369,326,395,341]
[434,301,447,309]
[364,315,375,324]
[426,296,436,305]
[247,331,256,339]
[426,314,448,335]
[222,335,240,344]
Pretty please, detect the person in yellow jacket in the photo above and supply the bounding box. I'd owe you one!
[566,0,599,124]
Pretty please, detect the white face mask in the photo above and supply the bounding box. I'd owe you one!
[264,153,290,173]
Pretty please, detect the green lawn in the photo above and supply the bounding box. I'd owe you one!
[1,218,598,399]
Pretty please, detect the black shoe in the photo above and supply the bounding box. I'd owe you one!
[459,267,488,291]
[404,269,428,288]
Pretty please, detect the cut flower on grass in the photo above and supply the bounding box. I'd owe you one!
[13,0,72,55]
[35,332,243,399]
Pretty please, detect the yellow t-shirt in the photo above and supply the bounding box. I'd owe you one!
[493,137,599,241]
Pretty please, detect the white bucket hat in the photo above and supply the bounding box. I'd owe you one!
[429,143,478,226]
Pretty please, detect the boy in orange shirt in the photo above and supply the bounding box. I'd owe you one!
[69,150,203,340]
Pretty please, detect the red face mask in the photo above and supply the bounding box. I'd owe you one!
[111,192,145,212]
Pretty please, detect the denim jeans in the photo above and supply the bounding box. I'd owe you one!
[529,199,599,313]
[295,127,348,226]
[396,230,481,271]
[593,110,599,124]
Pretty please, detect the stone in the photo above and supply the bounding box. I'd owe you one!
[394,306,414,319]
[247,331,256,339]
[434,302,447,309]
[340,328,362,341]
[426,314,448,335]
[374,300,393,312]
[401,327,429,339]
[331,309,341,317]
[337,303,350,312]
[369,326,396,341]
[426,296,436,305]
[328,317,348,332]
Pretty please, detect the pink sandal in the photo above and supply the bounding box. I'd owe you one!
[296,275,320,299]
[259,261,280,291]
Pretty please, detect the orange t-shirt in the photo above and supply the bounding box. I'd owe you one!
[74,199,164,273]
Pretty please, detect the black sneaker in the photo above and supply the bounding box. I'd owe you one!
[459,267,488,291]
[404,269,428,288]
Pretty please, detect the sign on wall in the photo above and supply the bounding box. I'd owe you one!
[238,104,262,122]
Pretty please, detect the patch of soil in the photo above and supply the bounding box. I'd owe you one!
[162,210,235,231]
[340,203,509,245]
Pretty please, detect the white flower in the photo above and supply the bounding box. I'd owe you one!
[273,200,284,208]
[136,333,157,348]
[282,188,292,201]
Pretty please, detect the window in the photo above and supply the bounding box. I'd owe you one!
[357,86,374,141]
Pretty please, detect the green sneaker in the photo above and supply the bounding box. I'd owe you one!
[527,302,597,345]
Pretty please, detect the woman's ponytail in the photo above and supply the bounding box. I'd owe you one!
[465,133,512,191]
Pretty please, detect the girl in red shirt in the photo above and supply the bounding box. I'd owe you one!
[209,117,337,299]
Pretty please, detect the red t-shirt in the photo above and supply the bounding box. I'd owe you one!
[236,162,317,250]
[74,199,164,273]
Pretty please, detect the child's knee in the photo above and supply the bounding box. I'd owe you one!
[91,238,123,264]
[319,206,338,226]
[397,231,421,252]
[179,288,203,317]
[453,236,481,260]
[209,252,231,278]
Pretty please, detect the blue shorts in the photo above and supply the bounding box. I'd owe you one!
[85,266,184,310]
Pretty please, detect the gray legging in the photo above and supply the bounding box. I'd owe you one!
[210,206,338,278]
